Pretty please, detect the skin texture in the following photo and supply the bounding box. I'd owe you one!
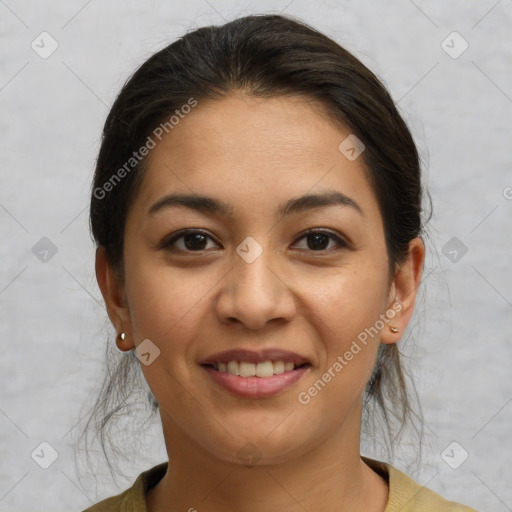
[96,93,424,512]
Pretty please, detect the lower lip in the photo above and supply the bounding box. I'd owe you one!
[202,365,310,398]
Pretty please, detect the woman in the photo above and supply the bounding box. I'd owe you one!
[83,14,478,511]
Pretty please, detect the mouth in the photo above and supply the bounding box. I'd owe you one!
[200,349,312,398]
[202,360,310,377]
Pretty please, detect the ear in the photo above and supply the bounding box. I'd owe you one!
[380,237,425,344]
[95,246,135,351]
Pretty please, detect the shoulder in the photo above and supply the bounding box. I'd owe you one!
[362,457,479,512]
[81,463,168,512]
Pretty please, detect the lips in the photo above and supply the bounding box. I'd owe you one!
[201,348,310,367]
[200,348,311,398]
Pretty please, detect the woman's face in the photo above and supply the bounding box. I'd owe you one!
[104,93,420,465]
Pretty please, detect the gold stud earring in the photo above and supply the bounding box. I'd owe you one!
[389,326,399,334]
[116,332,132,353]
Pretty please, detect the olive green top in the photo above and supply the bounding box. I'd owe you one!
[83,457,478,511]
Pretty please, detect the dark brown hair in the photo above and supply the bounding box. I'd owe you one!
[83,13,426,476]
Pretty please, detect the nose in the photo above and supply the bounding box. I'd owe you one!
[215,248,296,330]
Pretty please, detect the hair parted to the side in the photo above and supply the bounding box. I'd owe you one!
[80,13,428,480]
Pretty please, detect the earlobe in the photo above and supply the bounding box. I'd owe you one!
[95,246,135,351]
[380,237,425,345]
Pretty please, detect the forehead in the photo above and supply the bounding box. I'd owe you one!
[130,94,382,223]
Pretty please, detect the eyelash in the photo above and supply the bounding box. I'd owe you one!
[160,228,348,254]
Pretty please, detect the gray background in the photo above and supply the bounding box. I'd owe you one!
[1,1,511,510]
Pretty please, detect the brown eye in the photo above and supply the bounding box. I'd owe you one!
[306,232,330,250]
[162,230,220,252]
[182,233,209,250]
[293,229,346,252]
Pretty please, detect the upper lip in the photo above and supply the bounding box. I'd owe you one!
[201,348,310,366]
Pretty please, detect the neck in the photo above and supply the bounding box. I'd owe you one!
[147,406,388,512]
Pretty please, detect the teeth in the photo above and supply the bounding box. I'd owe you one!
[215,360,301,377]
[273,361,284,374]
[239,361,256,377]
[227,360,239,376]
[256,361,273,378]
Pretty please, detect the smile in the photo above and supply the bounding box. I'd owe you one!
[200,349,311,398]
[206,360,307,377]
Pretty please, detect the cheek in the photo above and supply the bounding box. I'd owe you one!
[123,258,221,346]
[122,259,220,407]
[298,256,390,395]
[294,267,388,424]
[304,260,390,343]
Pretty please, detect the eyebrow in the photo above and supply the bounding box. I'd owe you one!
[147,190,363,218]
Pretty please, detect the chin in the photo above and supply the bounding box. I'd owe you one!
[201,424,315,468]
